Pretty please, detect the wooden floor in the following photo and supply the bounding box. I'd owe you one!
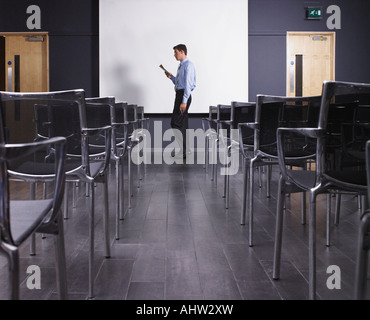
[0,152,369,301]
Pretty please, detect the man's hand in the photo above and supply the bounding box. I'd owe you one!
[165,71,172,79]
[180,103,186,114]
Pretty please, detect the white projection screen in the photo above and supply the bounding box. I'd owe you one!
[99,0,248,114]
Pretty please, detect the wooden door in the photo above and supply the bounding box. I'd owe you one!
[1,32,49,142]
[286,32,335,97]
[2,32,49,92]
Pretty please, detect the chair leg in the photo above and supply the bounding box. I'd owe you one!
[210,137,214,181]
[88,182,95,299]
[53,212,68,300]
[63,182,69,220]
[205,135,209,172]
[258,167,262,188]
[128,146,132,208]
[30,234,36,256]
[308,189,318,300]
[30,183,36,256]
[103,174,111,258]
[222,144,228,198]
[273,175,286,280]
[0,241,19,300]
[361,195,367,214]
[225,145,237,210]
[334,192,341,225]
[301,192,307,225]
[300,166,308,225]
[137,144,141,189]
[326,194,332,247]
[115,160,120,240]
[224,144,232,208]
[215,138,219,185]
[72,181,77,208]
[225,173,230,209]
[211,138,218,184]
[139,134,145,182]
[240,160,249,225]
[120,159,125,220]
[358,195,362,211]
[354,210,370,300]
[248,158,256,247]
[266,164,271,198]
[223,168,227,198]
[85,182,90,197]
[204,135,208,171]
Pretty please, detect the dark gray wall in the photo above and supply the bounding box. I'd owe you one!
[249,0,370,101]
[1,1,369,109]
[0,0,99,97]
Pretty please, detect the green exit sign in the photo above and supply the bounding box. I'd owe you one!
[305,7,323,19]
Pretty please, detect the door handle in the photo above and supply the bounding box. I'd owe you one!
[289,60,295,94]
[7,64,12,91]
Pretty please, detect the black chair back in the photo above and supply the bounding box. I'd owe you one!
[256,95,322,158]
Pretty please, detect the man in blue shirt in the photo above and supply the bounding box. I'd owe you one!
[164,44,196,159]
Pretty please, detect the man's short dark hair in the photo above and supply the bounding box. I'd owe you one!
[173,44,187,55]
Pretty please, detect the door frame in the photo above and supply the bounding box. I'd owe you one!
[286,31,335,96]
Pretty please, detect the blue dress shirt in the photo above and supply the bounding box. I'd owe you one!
[171,58,196,103]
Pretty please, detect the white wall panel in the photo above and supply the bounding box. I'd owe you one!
[100,0,248,113]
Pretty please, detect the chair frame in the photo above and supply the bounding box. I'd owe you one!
[239,94,321,247]
[0,91,68,300]
[273,81,370,300]
[121,103,139,208]
[0,89,112,299]
[135,105,149,186]
[220,101,256,209]
[354,140,370,299]
[202,106,218,175]
[86,97,129,240]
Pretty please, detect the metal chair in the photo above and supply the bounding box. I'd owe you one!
[272,81,370,300]
[115,103,139,209]
[219,101,256,209]
[85,97,129,240]
[354,140,370,299]
[239,94,321,247]
[212,105,231,184]
[201,106,218,174]
[1,89,112,299]
[135,106,150,184]
[0,91,68,300]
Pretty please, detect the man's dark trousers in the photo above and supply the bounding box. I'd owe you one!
[171,89,192,156]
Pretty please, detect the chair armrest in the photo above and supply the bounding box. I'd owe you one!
[5,137,67,233]
[277,127,325,139]
[245,122,259,130]
[238,122,257,158]
[81,125,112,174]
[219,120,233,127]
[111,122,129,158]
[111,121,129,129]
[277,127,323,182]
[82,125,111,137]
[2,136,66,163]
[125,120,138,125]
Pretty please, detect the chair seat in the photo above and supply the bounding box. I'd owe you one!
[14,160,103,179]
[88,161,106,177]
[14,161,80,175]
[326,169,367,186]
[10,199,53,246]
[287,168,367,190]
[287,169,316,189]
